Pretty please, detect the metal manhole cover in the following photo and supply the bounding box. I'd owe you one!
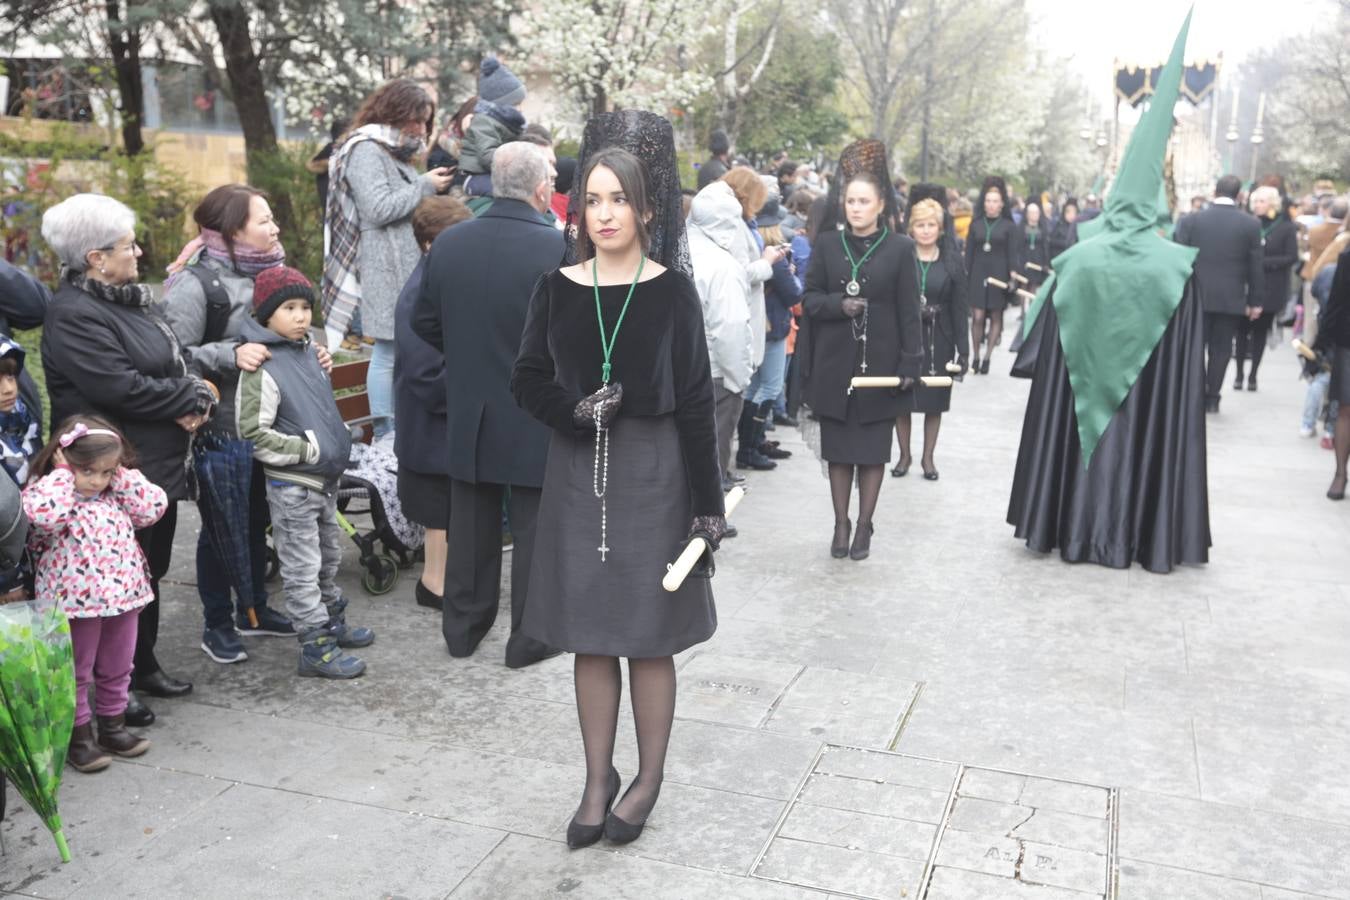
[751,745,1120,899]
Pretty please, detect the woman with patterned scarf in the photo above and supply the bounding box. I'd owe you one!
[322,79,455,438]
[162,183,332,668]
[40,193,220,728]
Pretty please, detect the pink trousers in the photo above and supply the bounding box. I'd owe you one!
[69,612,139,727]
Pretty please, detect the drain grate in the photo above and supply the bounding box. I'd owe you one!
[752,745,1120,899]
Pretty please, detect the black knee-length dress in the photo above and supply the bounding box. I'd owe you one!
[511,267,724,658]
[965,215,1018,311]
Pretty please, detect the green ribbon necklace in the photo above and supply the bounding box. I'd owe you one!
[982,218,997,252]
[1026,227,1038,249]
[590,255,645,564]
[593,255,645,385]
[840,226,889,296]
[1260,220,1276,247]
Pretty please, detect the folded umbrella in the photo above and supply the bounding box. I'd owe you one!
[193,432,263,628]
[0,599,75,862]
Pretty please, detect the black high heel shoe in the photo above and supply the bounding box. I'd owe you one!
[850,521,874,560]
[604,782,661,845]
[891,457,911,478]
[831,519,851,558]
[979,358,991,375]
[567,767,620,849]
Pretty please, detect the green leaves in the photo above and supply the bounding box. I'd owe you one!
[0,600,77,863]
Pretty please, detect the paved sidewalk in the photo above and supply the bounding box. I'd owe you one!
[2,340,1348,899]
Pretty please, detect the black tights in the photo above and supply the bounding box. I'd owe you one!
[573,654,675,827]
[1332,405,1350,495]
[971,308,1003,359]
[829,462,885,527]
[895,413,942,471]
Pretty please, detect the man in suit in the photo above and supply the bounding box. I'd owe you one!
[413,141,562,668]
[1174,174,1263,413]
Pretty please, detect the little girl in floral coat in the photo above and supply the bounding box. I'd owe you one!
[23,416,168,773]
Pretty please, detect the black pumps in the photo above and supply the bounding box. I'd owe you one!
[567,767,620,849]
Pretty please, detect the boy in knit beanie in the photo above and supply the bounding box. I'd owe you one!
[235,266,375,678]
[459,56,528,190]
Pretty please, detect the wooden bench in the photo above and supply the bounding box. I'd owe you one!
[331,358,376,443]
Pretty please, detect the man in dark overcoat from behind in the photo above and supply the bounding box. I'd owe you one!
[413,141,563,668]
[1174,173,1263,414]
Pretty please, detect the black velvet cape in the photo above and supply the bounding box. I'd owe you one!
[1006,279,1210,573]
[511,267,723,518]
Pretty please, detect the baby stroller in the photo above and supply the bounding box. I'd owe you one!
[336,432,424,594]
[265,431,424,595]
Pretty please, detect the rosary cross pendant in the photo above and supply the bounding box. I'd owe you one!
[597,541,609,561]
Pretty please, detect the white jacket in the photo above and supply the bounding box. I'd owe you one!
[724,212,771,368]
[687,182,755,393]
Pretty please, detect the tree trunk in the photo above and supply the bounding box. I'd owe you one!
[104,0,144,156]
[207,0,296,234]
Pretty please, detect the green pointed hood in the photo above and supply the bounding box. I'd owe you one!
[1035,9,1199,465]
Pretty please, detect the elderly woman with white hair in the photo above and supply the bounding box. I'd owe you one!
[1235,185,1298,392]
[40,193,218,727]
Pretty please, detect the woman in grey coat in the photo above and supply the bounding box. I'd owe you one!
[322,79,454,436]
[161,183,331,666]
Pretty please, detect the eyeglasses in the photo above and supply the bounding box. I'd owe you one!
[96,240,140,254]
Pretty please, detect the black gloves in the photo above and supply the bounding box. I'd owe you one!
[689,514,728,551]
[841,297,868,318]
[685,514,728,579]
[573,382,623,429]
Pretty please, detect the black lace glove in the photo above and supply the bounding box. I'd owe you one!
[573,382,623,429]
[841,297,868,318]
[689,514,728,551]
[896,376,916,391]
[686,514,727,579]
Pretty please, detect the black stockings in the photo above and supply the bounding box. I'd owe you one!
[1333,405,1350,495]
[573,654,676,827]
[971,309,986,362]
[895,413,942,471]
[828,463,885,527]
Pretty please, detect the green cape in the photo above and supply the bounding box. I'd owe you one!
[1024,9,1198,465]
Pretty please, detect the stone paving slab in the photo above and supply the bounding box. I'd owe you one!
[4,340,1349,898]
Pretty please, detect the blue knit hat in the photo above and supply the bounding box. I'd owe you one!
[479,56,525,107]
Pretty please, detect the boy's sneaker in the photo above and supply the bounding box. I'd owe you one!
[201,625,248,664]
[325,596,375,648]
[1300,425,1316,438]
[236,606,296,637]
[298,625,366,679]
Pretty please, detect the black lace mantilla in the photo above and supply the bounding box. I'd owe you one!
[565,110,692,278]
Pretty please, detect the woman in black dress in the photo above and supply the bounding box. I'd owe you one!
[1046,198,1079,264]
[894,199,968,480]
[512,123,725,849]
[1315,245,1350,500]
[802,150,922,560]
[1234,186,1297,392]
[965,177,1018,373]
[1019,201,1051,289]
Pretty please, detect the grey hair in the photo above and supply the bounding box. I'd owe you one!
[1249,185,1281,211]
[491,142,550,203]
[41,193,137,272]
[1330,197,1348,221]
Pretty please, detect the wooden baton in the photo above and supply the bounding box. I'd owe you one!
[985,277,1010,291]
[849,376,954,389]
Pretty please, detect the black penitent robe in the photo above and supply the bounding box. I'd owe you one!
[1006,279,1210,573]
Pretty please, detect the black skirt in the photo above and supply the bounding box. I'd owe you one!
[820,395,894,465]
[397,466,451,529]
[522,414,716,658]
[1330,347,1350,404]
